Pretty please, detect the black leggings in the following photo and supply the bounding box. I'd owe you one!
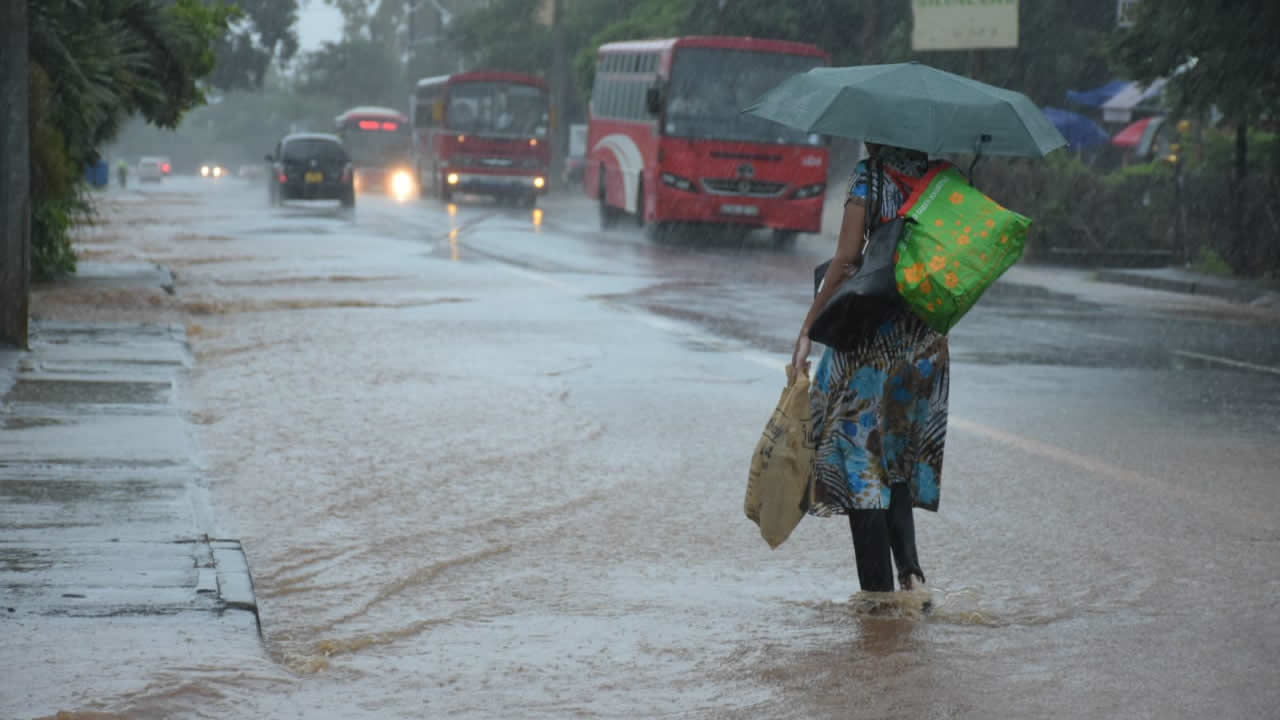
[848,483,923,592]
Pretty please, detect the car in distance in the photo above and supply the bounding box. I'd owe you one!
[137,157,165,183]
[199,161,226,179]
[266,133,355,208]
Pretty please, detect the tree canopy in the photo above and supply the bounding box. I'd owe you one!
[28,0,232,278]
[1113,0,1280,124]
[206,0,300,90]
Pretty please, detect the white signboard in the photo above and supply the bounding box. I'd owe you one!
[912,0,1019,51]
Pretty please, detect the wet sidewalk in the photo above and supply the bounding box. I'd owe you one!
[0,313,261,716]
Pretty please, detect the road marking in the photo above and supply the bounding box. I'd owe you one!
[1053,324,1280,377]
[948,417,1269,526]
[1170,349,1280,376]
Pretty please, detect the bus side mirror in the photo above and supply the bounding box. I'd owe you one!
[646,86,662,115]
[432,100,444,125]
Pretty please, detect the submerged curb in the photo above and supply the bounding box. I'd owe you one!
[1095,268,1277,305]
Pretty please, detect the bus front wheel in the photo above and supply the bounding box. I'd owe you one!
[635,176,646,228]
[598,169,618,229]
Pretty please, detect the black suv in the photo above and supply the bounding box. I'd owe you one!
[266,133,355,208]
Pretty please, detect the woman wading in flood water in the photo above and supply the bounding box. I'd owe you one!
[791,143,950,595]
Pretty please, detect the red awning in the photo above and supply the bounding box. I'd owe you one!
[1111,116,1155,148]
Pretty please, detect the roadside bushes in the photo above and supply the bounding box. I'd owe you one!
[977,131,1280,277]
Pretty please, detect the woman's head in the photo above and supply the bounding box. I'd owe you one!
[866,143,928,165]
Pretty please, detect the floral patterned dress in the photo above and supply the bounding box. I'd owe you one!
[809,152,950,514]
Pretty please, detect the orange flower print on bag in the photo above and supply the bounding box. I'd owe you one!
[903,262,925,284]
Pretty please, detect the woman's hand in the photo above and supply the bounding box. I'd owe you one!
[791,333,812,376]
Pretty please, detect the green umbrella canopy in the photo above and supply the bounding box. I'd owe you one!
[743,62,1067,158]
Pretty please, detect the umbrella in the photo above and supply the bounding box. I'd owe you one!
[1111,115,1165,150]
[742,62,1067,158]
[1101,79,1168,123]
[1065,80,1130,108]
[1041,107,1109,150]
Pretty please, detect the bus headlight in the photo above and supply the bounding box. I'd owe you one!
[661,172,697,192]
[447,172,460,185]
[390,169,415,201]
[792,183,826,199]
[533,176,546,190]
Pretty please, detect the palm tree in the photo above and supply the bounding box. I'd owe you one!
[26,0,229,278]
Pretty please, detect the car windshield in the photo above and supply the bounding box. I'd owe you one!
[340,126,410,167]
[665,48,823,145]
[446,82,549,137]
[282,139,348,163]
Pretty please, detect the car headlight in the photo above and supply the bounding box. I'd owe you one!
[661,172,697,193]
[390,170,415,200]
[212,166,223,178]
[200,166,210,177]
[792,183,826,199]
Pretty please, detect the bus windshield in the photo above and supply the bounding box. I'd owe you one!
[341,124,410,167]
[665,48,823,145]
[446,83,549,137]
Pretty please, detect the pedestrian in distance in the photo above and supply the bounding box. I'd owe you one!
[791,143,951,596]
[117,160,128,188]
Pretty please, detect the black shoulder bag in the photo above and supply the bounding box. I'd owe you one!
[807,159,906,352]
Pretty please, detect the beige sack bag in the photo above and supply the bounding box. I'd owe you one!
[744,366,815,549]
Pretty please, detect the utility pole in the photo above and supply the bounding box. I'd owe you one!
[1,0,31,348]
[549,0,568,186]
[407,0,417,74]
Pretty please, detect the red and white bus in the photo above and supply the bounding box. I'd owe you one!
[586,37,830,245]
[334,106,415,200]
[411,71,551,205]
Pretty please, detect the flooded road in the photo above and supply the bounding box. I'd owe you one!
[36,177,1280,718]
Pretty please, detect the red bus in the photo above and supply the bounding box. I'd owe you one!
[586,37,830,245]
[411,71,551,205]
[334,106,415,200]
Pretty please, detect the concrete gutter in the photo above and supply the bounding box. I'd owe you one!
[1096,267,1280,307]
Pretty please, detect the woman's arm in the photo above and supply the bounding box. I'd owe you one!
[791,199,868,371]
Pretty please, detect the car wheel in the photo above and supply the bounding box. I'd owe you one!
[771,230,799,250]
[341,189,355,209]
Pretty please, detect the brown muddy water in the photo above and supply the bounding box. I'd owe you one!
[25,182,1280,719]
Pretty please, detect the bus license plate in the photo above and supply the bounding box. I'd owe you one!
[305,171,324,184]
[720,203,758,217]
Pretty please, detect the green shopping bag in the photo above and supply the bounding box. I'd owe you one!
[894,166,1030,334]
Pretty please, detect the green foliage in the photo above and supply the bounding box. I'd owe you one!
[1113,0,1280,123]
[296,36,406,109]
[1192,247,1234,277]
[206,0,300,90]
[978,134,1280,277]
[27,0,233,279]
